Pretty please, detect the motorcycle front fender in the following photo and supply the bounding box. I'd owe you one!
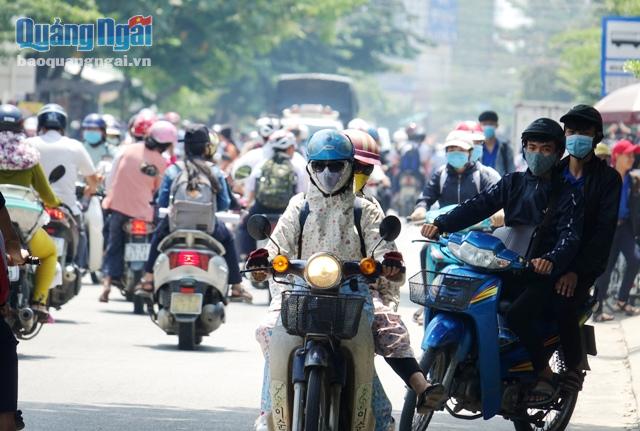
[422,312,466,350]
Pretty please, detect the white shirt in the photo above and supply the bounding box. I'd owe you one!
[28,131,96,214]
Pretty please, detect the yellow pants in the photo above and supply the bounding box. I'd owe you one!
[28,228,57,305]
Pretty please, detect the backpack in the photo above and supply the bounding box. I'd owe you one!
[255,154,297,210]
[169,161,217,232]
[438,166,481,196]
[297,197,365,259]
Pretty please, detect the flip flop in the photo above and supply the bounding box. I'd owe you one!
[134,280,154,299]
[593,312,614,322]
[229,285,253,304]
[416,383,446,414]
[525,376,558,408]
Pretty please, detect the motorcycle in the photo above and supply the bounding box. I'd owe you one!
[45,165,82,308]
[245,213,402,431]
[0,184,47,339]
[249,213,281,302]
[148,223,229,350]
[43,204,82,309]
[116,217,155,314]
[393,172,422,217]
[399,229,597,431]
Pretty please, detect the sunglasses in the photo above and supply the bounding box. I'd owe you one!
[310,160,347,173]
[354,163,374,175]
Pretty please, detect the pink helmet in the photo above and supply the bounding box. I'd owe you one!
[343,129,380,166]
[454,121,485,141]
[148,120,178,144]
[132,110,158,138]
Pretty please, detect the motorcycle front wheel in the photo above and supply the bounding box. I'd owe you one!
[512,350,578,431]
[304,367,325,431]
[399,348,448,431]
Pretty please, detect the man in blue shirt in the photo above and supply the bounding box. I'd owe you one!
[594,139,640,318]
[478,110,515,176]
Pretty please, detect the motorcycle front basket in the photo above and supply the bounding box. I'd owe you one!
[280,291,365,340]
[409,270,485,311]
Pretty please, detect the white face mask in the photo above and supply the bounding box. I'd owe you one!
[308,161,352,195]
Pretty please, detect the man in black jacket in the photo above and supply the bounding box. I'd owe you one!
[422,118,584,404]
[554,106,621,391]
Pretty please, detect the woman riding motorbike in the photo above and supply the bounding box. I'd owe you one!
[0,104,61,318]
[135,124,250,302]
[250,129,442,430]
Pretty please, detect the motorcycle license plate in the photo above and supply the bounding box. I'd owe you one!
[7,266,19,282]
[52,237,65,258]
[124,243,150,262]
[170,292,203,315]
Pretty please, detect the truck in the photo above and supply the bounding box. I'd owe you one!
[274,73,359,127]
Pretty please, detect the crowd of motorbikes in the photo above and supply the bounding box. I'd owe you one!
[1,108,606,431]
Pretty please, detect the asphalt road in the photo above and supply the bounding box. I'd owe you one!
[15,223,638,430]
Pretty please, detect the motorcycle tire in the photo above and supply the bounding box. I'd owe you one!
[304,367,324,431]
[133,295,145,315]
[178,321,196,351]
[512,350,578,431]
[399,348,448,431]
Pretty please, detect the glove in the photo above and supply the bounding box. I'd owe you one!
[246,248,269,269]
[382,251,404,269]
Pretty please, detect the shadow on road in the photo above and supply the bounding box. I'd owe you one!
[134,343,246,354]
[17,354,54,361]
[19,402,258,431]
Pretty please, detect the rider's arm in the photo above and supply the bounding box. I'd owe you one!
[31,164,62,207]
[414,168,443,210]
[214,168,231,211]
[433,176,507,234]
[156,166,177,209]
[84,174,99,196]
[540,187,584,277]
[568,169,621,280]
[0,193,22,264]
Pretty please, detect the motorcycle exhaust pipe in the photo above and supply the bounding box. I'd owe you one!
[63,265,77,282]
[18,307,35,330]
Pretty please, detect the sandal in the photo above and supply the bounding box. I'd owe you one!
[593,312,615,322]
[525,376,558,407]
[230,284,253,303]
[416,383,446,414]
[560,369,585,392]
[134,280,154,299]
[413,308,424,326]
[31,303,49,322]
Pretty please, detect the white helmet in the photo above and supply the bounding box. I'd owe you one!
[268,129,296,150]
[392,128,408,144]
[347,118,370,131]
[256,116,281,139]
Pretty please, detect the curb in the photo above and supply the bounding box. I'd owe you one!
[616,317,640,429]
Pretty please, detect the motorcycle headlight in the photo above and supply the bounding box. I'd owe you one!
[447,241,510,270]
[304,253,342,289]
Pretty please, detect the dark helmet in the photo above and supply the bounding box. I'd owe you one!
[37,103,67,131]
[521,118,566,154]
[82,113,106,130]
[0,104,23,132]
[559,104,604,144]
[183,124,210,157]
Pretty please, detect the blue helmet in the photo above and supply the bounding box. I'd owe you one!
[366,126,380,143]
[82,113,106,130]
[306,129,354,162]
[37,103,67,131]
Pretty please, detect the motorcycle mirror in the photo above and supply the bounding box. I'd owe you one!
[248,214,272,241]
[48,165,66,184]
[379,216,401,242]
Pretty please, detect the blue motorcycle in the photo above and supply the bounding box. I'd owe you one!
[400,230,597,431]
